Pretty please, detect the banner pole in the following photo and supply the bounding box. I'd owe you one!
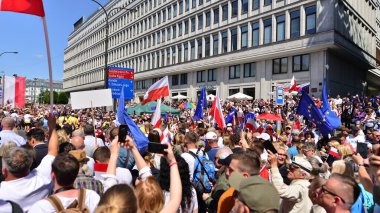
[42,17,54,112]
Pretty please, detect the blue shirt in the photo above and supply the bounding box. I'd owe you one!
[287,146,299,160]
[207,147,219,163]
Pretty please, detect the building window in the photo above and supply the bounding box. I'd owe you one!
[252,22,259,47]
[173,4,177,17]
[166,48,170,65]
[157,32,160,44]
[232,0,238,18]
[305,5,316,35]
[229,65,240,79]
[273,57,288,74]
[197,70,205,82]
[263,18,272,44]
[213,34,219,55]
[178,45,182,63]
[242,0,248,14]
[167,27,171,40]
[184,43,189,61]
[214,8,219,24]
[198,39,202,58]
[185,20,189,34]
[180,73,188,84]
[179,0,183,14]
[231,28,238,51]
[241,25,248,49]
[208,69,217,81]
[142,80,148,89]
[163,10,166,22]
[264,0,272,6]
[172,48,176,64]
[192,0,196,9]
[229,88,240,96]
[244,62,256,77]
[222,4,228,21]
[293,54,310,72]
[162,30,166,42]
[198,14,203,30]
[222,30,228,53]
[199,0,203,6]
[172,75,179,85]
[190,40,195,60]
[276,15,285,41]
[179,22,183,36]
[158,12,161,24]
[191,17,196,32]
[185,0,189,11]
[205,37,210,57]
[206,11,211,27]
[290,10,300,38]
[252,0,259,10]
[173,25,176,38]
[161,50,165,66]
[168,7,172,19]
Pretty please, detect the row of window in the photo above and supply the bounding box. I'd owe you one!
[272,54,310,74]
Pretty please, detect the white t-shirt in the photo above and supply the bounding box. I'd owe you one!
[181,149,208,181]
[84,136,105,157]
[346,135,366,151]
[24,114,32,123]
[0,200,12,213]
[164,187,198,213]
[28,189,100,213]
[0,154,55,212]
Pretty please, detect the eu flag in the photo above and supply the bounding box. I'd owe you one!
[225,107,236,124]
[297,92,333,136]
[194,86,207,121]
[118,86,149,153]
[321,79,341,129]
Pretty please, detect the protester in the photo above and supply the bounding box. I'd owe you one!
[0,117,26,147]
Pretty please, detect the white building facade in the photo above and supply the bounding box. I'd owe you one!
[25,79,63,103]
[63,0,380,101]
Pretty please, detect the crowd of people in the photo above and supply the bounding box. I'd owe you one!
[0,93,379,213]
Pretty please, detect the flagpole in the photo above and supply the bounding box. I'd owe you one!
[42,17,54,112]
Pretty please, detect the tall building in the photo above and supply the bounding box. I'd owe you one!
[25,78,63,103]
[63,0,380,101]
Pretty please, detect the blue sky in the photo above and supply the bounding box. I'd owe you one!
[0,0,109,81]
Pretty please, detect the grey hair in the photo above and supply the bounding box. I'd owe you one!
[2,147,33,176]
[72,129,85,138]
[0,141,17,156]
[218,146,233,159]
[1,117,15,128]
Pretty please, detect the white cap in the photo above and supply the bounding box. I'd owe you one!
[227,123,233,127]
[292,156,312,173]
[205,131,218,140]
[256,133,271,141]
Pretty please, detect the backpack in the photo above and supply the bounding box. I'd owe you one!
[46,188,89,213]
[188,148,216,193]
[6,200,23,213]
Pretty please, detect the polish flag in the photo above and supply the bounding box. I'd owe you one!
[160,127,171,144]
[328,147,340,158]
[289,75,297,92]
[141,76,170,105]
[3,76,26,108]
[151,99,162,128]
[245,118,257,131]
[293,119,300,130]
[0,0,45,17]
[210,95,226,129]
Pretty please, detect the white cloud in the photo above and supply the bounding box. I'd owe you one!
[34,54,43,59]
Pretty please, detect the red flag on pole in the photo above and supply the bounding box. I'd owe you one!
[0,0,45,17]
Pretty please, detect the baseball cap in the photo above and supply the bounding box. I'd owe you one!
[69,150,89,163]
[229,172,280,212]
[291,156,312,173]
[227,123,233,127]
[256,133,270,141]
[205,131,218,140]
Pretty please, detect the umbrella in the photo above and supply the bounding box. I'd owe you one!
[256,113,283,121]
[227,92,253,100]
[171,94,189,100]
[179,102,196,109]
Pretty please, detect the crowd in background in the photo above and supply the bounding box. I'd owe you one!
[0,93,379,213]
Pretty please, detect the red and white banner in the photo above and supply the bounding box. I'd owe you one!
[210,95,226,129]
[3,76,26,108]
[289,75,297,92]
[160,127,171,144]
[141,76,169,105]
[151,99,162,128]
[0,0,45,17]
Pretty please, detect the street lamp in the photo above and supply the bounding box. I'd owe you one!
[0,52,18,57]
[90,0,136,89]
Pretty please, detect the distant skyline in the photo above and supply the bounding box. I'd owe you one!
[0,0,110,81]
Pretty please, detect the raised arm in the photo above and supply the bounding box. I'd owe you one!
[47,114,58,156]
[124,136,151,179]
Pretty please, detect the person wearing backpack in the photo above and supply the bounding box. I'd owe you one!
[29,153,100,213]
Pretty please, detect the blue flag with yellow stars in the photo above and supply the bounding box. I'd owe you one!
[297,91,333,136]
[321,79,341,129]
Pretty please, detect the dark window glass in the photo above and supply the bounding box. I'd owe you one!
[180,73,188,84]
[178,45,182,63]
[206,12,211,27]
[241,25,248,48]
[192,0,196,8]
[213,34,219,55]
[191,17,196,32]
[198,39,202,58]
[242,0,248,14]
[293,54,310,72]
[179,0,183,14]
[305,5,316,35]
[190,40,195,60]
[179,22,183,36]
[231,28,238,51]
[252,22,259,47]
[158,12,161,24]
[208,69,216,81]
[185,0,189,11]
[222,4,228,21]
[276,15,285,41]
[264,0,272,6]
[222,31,228,53]
[263,18,272,44]
[214,8,219,24]
[168,7,172,19]
[172,75,179,85]
[290,10,300,38]
[198,14,203,30]
[197,71,205,82]
[173,4,177,17]
[229,65,240,79]
[173,25,176,38]
[232,0,238,17]
[205,37,210,57]
[172,47,176,64]
[185,20,189,34]
[273,57,288,74]
[184,43,188,61]
[163,10,166,22]
[252,0,259,10]
[199,0,203,5]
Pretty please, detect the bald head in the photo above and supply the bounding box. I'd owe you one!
[1,117,15,130]
[71,136,85,150]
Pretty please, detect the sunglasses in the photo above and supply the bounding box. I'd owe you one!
[321,185,346,203]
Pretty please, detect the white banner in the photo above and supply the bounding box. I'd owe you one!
[3,76,15,108]
[70,89,113,109]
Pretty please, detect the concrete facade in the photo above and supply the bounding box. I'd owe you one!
[63,0,380,101]
[25,79,63,103]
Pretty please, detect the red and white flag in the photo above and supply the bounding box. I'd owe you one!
[151,99,162,128]
[328,147,340,158]
[141,76,169,105]
[3,76,26,108]
[160,127,171,144]
[210,94,226,129]
[246,118,258,131]
[0,0,45,17]
[289,75,297,92]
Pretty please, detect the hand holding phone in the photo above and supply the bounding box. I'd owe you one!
[118,125,130,145]
[263,140,277,154]
[148,142,168,154]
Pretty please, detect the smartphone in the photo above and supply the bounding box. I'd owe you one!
[118,125,130,145]
[263,140,277,154]
[148,142,168,154]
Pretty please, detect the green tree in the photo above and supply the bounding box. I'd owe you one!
[42,91,59,104]
[58,92,69,104]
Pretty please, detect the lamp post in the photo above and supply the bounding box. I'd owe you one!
[33,78,38,103]
[90,0,136,89]
[0,52,18,57]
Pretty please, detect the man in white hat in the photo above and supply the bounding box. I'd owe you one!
[205,131,220,162]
